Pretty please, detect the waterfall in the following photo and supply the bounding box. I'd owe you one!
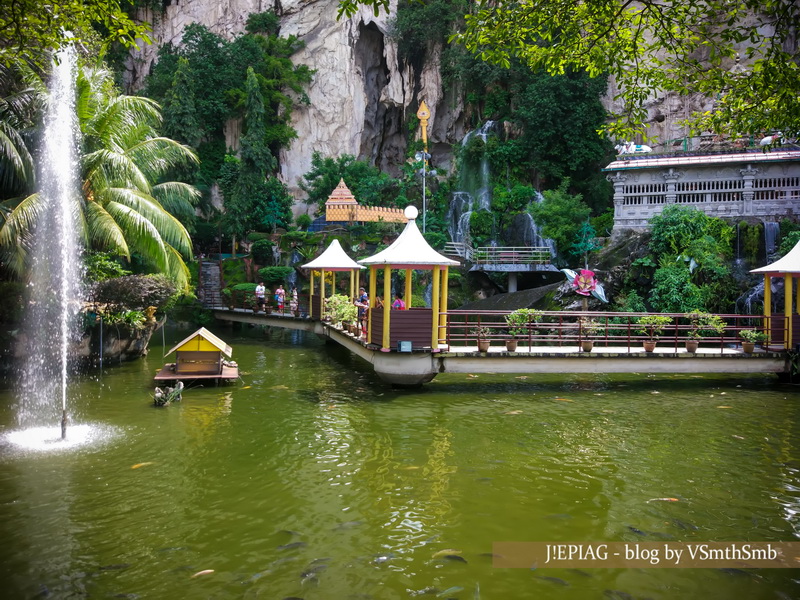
[764,221,779,256]
[447,121,496,244]
[17,47,84,436]
[521,192,557,257]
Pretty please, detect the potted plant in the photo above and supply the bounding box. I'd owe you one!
[739,329,767,353]
[504,308,542,351]
[578,316,601,352]
[473,326,492,353]
[636,315,673,352]
[685,311,726,353]
[326,294,358,329]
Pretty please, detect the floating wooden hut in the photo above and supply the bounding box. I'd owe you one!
[154,327,238,384]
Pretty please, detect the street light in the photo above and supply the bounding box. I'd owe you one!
[414,151,431,233]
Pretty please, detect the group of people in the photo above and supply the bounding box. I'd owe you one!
[352,287,407,336]
[254,282,298,314]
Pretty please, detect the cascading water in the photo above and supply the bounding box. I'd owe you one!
[14,47,84,443]
[521,192,557,258]
[447,121,496,244]
[764,221,780,256]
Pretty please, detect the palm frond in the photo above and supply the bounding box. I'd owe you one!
[0,120,34,190]
[150,181,200,219]
[165,243,191,292]
[104,201,169,273]
[0,192,45,247]
[84,200,130,258]
[126,137,199,182]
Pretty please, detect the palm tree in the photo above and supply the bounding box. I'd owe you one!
[0,60,199,289]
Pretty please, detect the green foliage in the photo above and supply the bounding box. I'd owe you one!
[326,293,358,324]
[449,0,800,139]
[300,152,400,213]
[528,180,591,265]
[505,308,544,337]
[166,295,214,327]
[102,309,146,329]
[162,57,202,147]
[221,258,248,286]
[686,311,726,339]
[257,266,293,287]
[469,210,495,246]
[423,231,448,250]
[389,0,468,64]
[613,290,648,313]
[245,10,280,34]
[739,329,767,343]
[650,205,733,258]
[591,210,615,237]
[0,281,25,323]
[250,239,275,265]
[91,274,179,310]
[636,315,673,340]
[296,213,313,230]
[779,229,800,257]
[84,251,132,282]
[649,261,704,313]
[571,221,601,268]
[0,0,151,69]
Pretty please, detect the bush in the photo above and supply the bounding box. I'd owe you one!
[167,295,214,327]
[84,251,131,282]
[250,239,275,265]
[103,309,147,329]
[296,213,312,230]
[257,266,294,287]
[91,275,179,310]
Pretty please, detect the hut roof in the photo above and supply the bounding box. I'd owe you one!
[301,238,364,271]
[167,327,233,357]
[359,206,459,268]
[325,178,358,204]
[751,239,800,275]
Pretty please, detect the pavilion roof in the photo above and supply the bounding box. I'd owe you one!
[325,178,357,204]
[359,207,459,268]
[166,327,232,357]
[301,238,364,271]
[751,239,800,275]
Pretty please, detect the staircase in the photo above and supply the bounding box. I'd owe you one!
[199,261,223,308]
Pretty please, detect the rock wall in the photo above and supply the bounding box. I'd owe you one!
[123,0,468,213]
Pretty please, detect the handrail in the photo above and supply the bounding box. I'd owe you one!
[472,246,552,265]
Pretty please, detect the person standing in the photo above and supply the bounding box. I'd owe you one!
[275,284,286,313]
[355,286,369,336]
[391,292,406,310]
[289,286,299,315]
[255,281,266,311]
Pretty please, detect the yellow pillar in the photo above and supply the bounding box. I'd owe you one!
[764,274,771,346]
[431,266,440,349]
[382,265,391,351]
[355,269,360,298]
[332,272,336,297]
[368,266,377,344]
[785,274,793,349]
[309,271,315,318]
[405,269,413,309]
[320,269,326,319]
[439,266,448,345]
[349,271,354,301]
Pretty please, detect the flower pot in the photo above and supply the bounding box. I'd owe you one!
[643,340,657,353]
[742,341,755,354]
[505,339,518,352]
[581,340,594,352]
[477,340,491,353]
[685,339,699,353]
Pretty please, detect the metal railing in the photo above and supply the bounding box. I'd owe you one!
[442,243,552,266]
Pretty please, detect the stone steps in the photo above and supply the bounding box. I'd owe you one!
[199,261,222,308]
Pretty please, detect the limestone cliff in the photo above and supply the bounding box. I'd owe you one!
[124,0,468,211]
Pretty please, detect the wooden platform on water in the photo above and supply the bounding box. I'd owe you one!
[154,363,239,384]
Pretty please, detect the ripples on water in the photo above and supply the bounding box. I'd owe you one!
[0,327,798,599]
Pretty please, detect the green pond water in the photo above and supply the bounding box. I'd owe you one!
[1,325,799,600]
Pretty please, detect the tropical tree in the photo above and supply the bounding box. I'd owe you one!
[0,62,199,289]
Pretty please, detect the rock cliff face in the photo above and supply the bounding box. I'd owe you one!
[124,0,468,211]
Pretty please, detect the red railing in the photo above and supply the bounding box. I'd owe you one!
[443,310,777,353]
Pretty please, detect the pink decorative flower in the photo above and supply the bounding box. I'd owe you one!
[572,269,597,296]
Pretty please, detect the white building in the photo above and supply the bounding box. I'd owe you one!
[605,150,800,233]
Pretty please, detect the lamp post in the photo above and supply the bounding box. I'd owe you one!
[414,151,431,233]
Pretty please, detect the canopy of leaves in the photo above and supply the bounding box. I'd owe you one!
[0,0,151,69]
[528,180,591,266]
[343,0,800,139]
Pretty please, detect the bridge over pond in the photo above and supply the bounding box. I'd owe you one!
[212,307,787,386]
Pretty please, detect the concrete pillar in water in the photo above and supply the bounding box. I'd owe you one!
[508,272,518,293]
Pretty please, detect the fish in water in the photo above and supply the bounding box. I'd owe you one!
[245,568,272,584]
[536,576,569,586]
[646,497,679,503]
[131,462,153,469]
[334,520,363,531]
[604,591,634,600]
[504,410,523,415]
[555,397,573,402]
[436,586,464,597]
[241,385,252,389]
[443,555,468,563]
[191,569,214,578]
[672,518,698,531]
[432,549,462,559]
[409,588,440,596]
[278,529,304,537]
[474,582,481,599]
[372,552,395,564]
[567,569,592,578]
[626,525,647,536]
[278,541,307,550]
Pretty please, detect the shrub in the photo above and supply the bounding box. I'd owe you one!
[505,308,544,337]
[257,266,294,287]
[636,315,673,340]
[250,239,275,265]
[326,293,357,324]
[84,251,131,282]
[296,213,312,230]
[91,275,179,310]
[103,309,146,329]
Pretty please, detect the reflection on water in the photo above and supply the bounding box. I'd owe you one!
[0,325,798,599]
